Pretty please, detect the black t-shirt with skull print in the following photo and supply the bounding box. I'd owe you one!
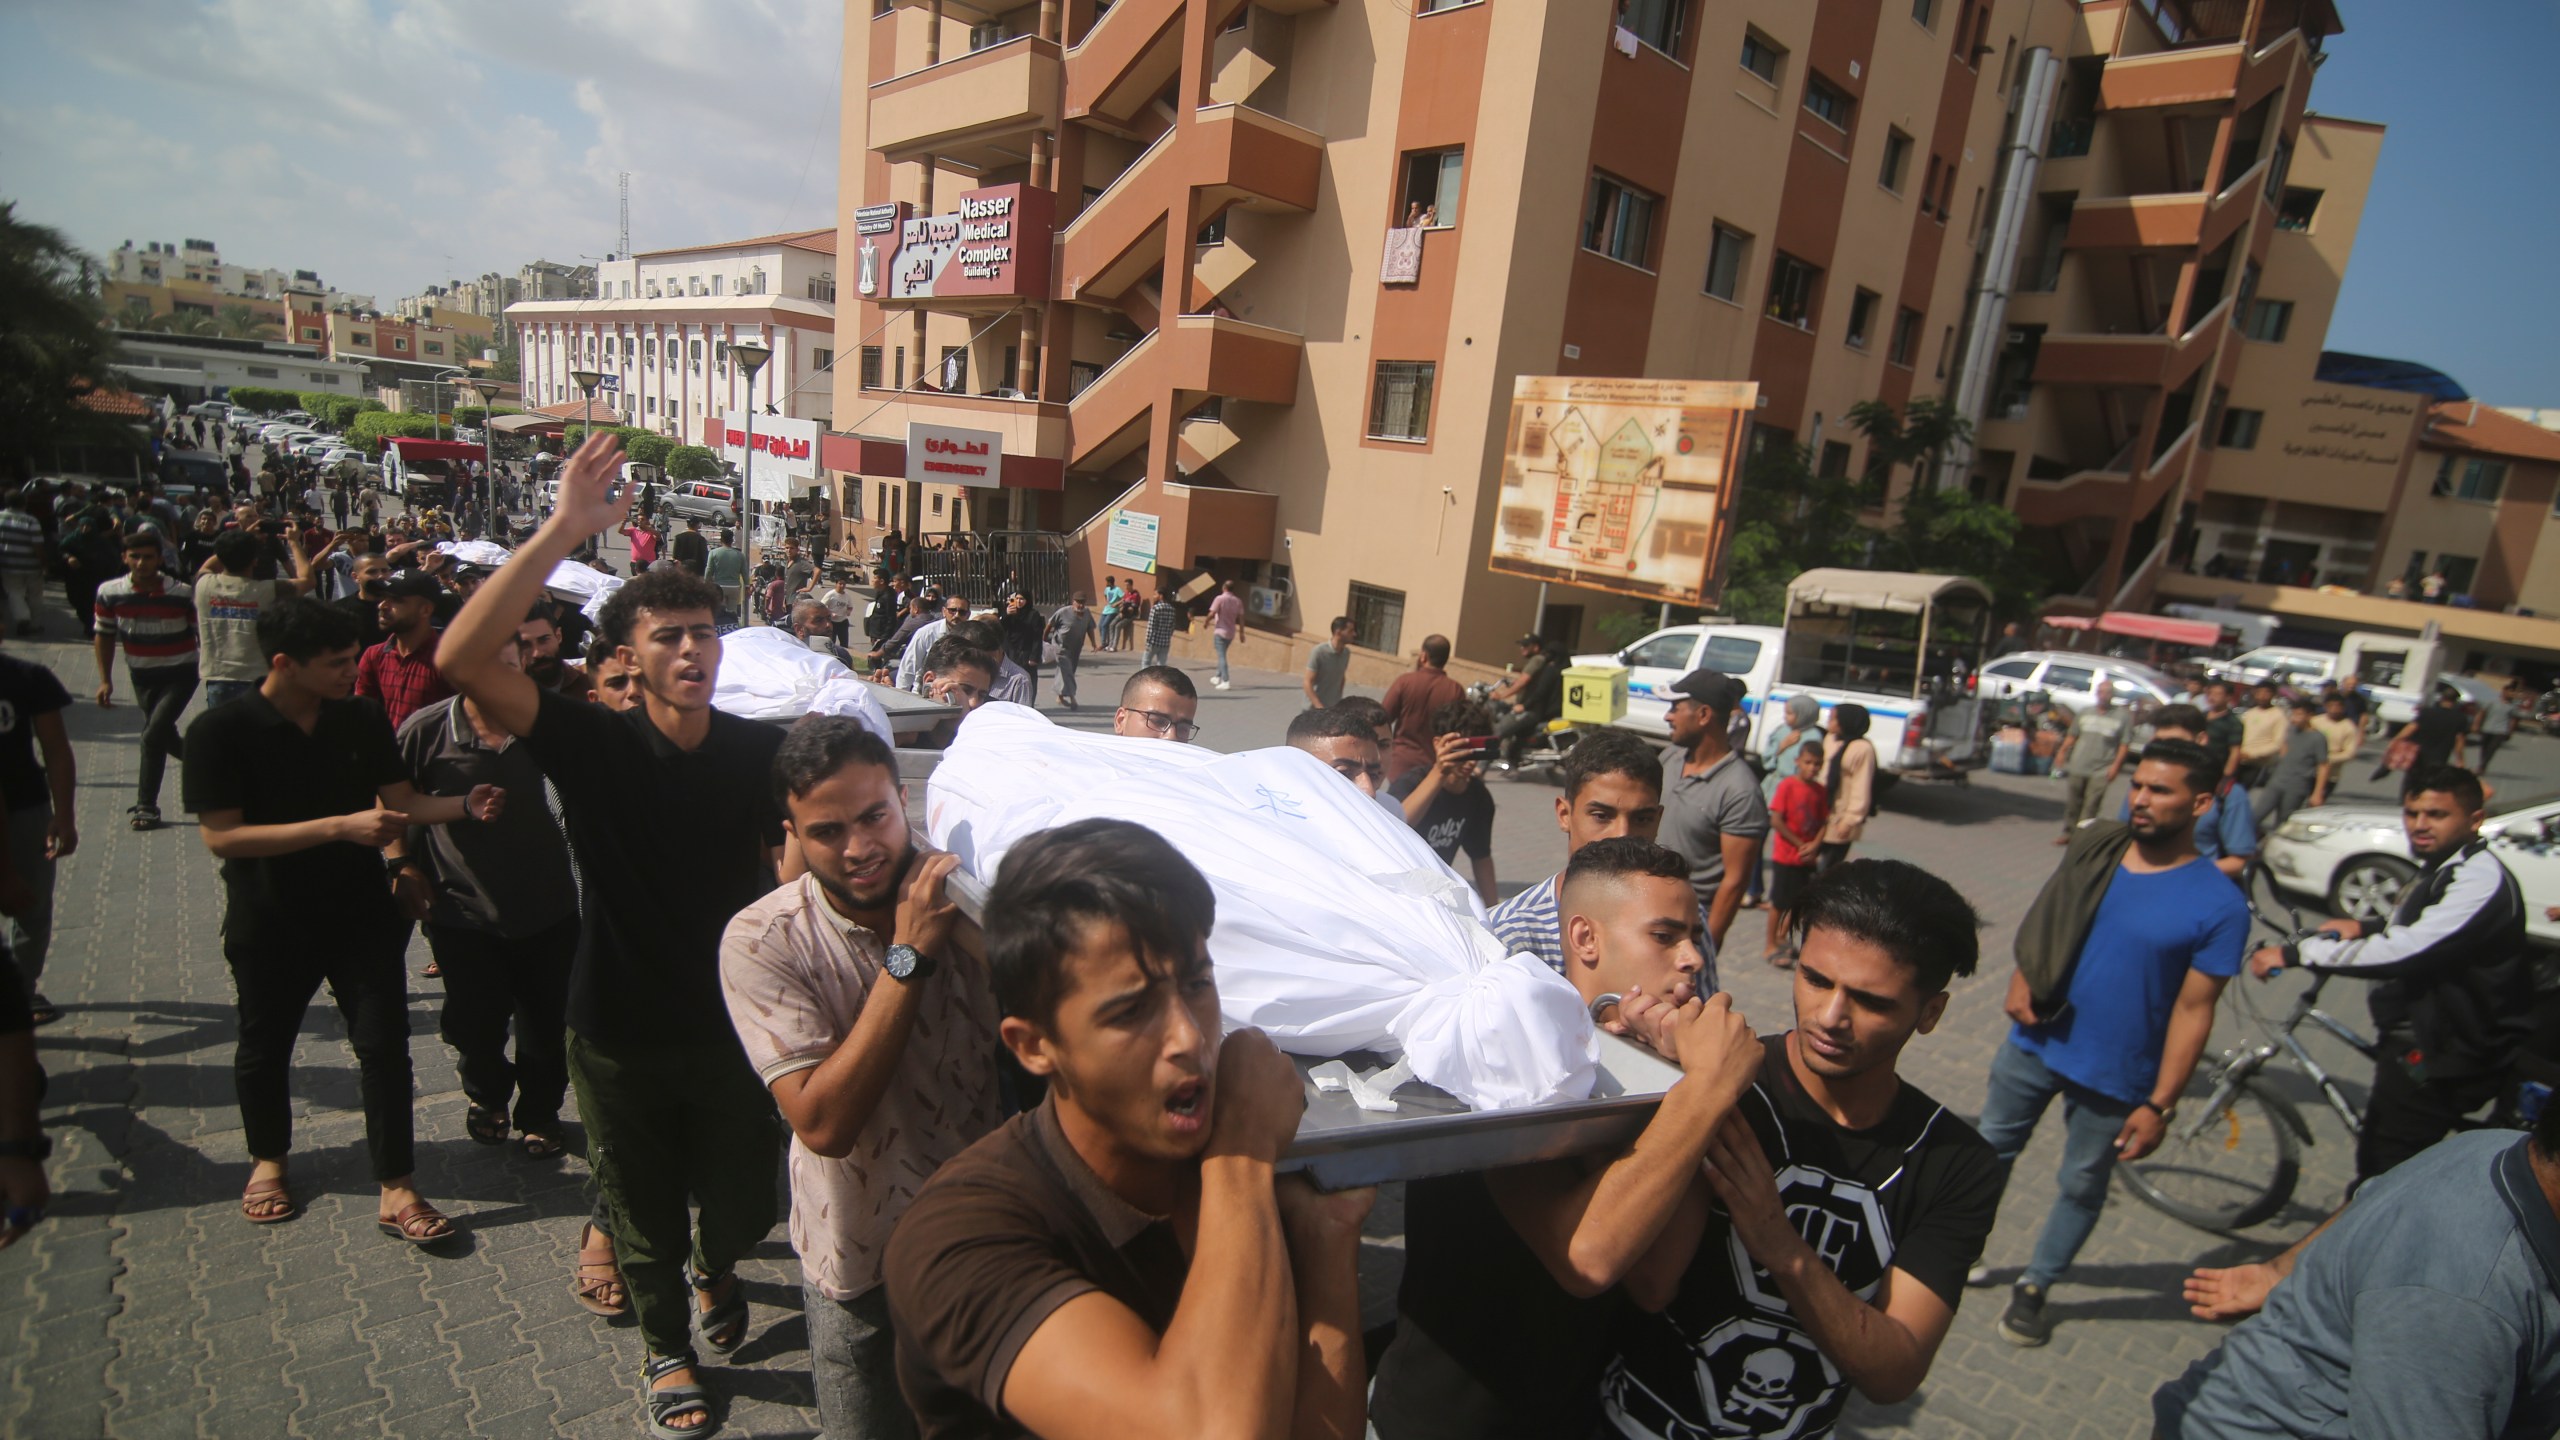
[1603,1034,2001,1440]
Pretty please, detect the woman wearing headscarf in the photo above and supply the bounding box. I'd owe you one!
[1818,703,1877,870]
[1745,694,1825,917]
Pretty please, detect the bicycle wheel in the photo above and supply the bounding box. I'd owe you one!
[2119,1077,2301,1233]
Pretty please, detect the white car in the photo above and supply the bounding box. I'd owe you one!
[1976,651,2178,714]
[1569,623,1786,738]
[2210,645,2338,690]
[2262,792,2560,937]
[316,446,364,469]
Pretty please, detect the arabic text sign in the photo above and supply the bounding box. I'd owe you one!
[721,410,821,499]
[1105,510,1160,574]
[906,421,1003,488]
[1488,376,1757,608]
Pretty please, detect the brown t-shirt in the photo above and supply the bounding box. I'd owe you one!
[1381,667,1463,784]
[885,1100,1190,1439]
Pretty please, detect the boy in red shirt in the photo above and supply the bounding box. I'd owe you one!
[1764,740,1830,967]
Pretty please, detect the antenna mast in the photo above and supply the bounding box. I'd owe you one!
[617,172,631,258]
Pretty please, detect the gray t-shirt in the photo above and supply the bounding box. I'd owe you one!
[2152,1129,2560,1439]
[2060,705,2131,777]
[1306,641,1353,707]
[1656,746,1768,905]
[2269,724,2327,793]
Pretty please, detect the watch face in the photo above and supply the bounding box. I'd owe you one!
[886,944,922,980]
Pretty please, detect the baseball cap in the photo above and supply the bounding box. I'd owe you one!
[1666,669,1746,714]
[379,569,443,600]
[1516,632,1545,648]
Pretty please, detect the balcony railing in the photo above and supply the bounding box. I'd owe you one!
[2048,118,2093,159]
[2016,250,2065,292]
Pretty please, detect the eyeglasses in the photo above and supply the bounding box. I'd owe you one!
[944,605,968,618]
[1126,708,1200,741]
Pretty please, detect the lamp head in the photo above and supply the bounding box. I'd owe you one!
[568,367,603,393]
[729,338,772,378]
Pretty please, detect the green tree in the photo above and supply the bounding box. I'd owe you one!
[0,202,132,484]
[665,444,721,481]
[1718,440,1871,625]
[488,332,520,383]
[226,385,300,415]
[621,432,674,468]
[1842,397,2060,616]
[344,410,439,454]
[216,303,278,340]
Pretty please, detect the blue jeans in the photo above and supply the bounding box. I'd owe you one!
[1212,632,1232,684]
[1975,1039,2133,1289]
[203,678,260,710]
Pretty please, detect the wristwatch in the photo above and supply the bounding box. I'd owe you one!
[2136,1098,2179,1125]
[0,1136,52,1160]
[884,943,933,982]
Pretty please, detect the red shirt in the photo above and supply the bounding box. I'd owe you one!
[1381,667,1464,784]
[356,632,455,731]
[625,526,660,566]
[1768,774,1832,867]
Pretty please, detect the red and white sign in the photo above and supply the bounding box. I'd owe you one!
[721,410,821,498]
[906,421,1003,489]
[882,183,1055,302]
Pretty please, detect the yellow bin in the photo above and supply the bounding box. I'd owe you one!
[1559,663,1628,726]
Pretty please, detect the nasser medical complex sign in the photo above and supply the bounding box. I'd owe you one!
[854,183,1055,303]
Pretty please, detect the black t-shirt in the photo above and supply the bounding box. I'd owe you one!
[1603,1035,2002,1440]
[0,944,26,1036]
[1369,1171,1625,1440]
[2412,702,2468,761]
[0,657,69,813]
[1389,769,1496,862]
[520,687,785,1044]
[179,691,407,947]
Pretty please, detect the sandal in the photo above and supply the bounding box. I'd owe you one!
[419,957,443,980]
[640,1352,716,1437]
[127,805,160,832]
[465,1105,509,1146]
[27,996,60,1027]
[520,1130,564,1159]
[240,1175,298,1225]
[572,1222,629,1317]
[377,1200,458,1246]
[690,1267,750,1355]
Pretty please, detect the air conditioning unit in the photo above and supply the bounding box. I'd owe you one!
[1246,584,1288,619]
[970,21,1009,49]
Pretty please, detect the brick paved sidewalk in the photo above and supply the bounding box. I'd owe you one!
[2,603,2542,1438]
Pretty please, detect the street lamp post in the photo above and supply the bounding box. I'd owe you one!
[569,367,603,555]
[727,337,773,613]
[465,377,502,537]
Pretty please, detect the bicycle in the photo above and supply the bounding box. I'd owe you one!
[2118,864,2379,1233]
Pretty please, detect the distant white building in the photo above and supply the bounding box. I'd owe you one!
[109,331,370,402]
[109,238,371,312]
[508,228,836,443]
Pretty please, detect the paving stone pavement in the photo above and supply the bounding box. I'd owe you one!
[3,603,2549,1439]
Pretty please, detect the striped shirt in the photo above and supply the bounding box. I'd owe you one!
[94,575,199,670]
[1487,872,1721,994]
[0,509,44,574]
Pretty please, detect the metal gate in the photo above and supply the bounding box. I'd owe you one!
[907,530,1072,611]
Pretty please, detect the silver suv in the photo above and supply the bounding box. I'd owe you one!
[660,480,737,525]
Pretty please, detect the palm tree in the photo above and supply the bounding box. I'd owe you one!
[216,303,279,340]
[0,202,130,483]
[1844,395,1972,502]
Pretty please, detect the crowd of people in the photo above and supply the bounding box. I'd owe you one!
[0,428,2554,1440]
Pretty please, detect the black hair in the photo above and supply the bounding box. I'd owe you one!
[1431,697,1494,739]
[254,594,361,664]
[1329,614,1351,632]
[1122,665,1197,703]
[1333,694,1389,733]
[120,529,160,552]
[1285,705,1376,746]
[521,598,562,630]
[2406,764,2486,813]
[1420,634,1452,667]
[1562,729,1664,801]
[2148,702,2209,735]
[1560,836,1690,902]
[596,566,723,651]
[946,617,1003,655]
[923,635,993,679]
[1824,702,1871,796]
[772,714,896,810]
[2137,738,2220,795]
[212,529,263,574]
[1785,858,1981,994]
[985,819,1216,1025]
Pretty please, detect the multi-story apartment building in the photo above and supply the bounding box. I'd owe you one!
[108,239,374,312]
[283,308,469,367]
[507,230,838,441]
[518,259,599,302]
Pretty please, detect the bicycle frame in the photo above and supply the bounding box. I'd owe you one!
[2217,865,2380,1137]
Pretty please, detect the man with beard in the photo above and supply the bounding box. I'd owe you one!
[438,435,787,1439]
[1604,860,2002,1440]
[884,819,1371,1440]
[516,600,589,701]
[720,717,1003,1440]
[328,549,392,651]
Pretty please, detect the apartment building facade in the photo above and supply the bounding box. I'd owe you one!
[828,0,2358,672]
[507,230,839,442]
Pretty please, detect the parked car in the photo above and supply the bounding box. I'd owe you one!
[279,410,316,427]
[2265,791,2560,934]
[661,480,738,526]
[1571,623,1785,739]
[1977,651,2179,714]
[2208,645,2338,690]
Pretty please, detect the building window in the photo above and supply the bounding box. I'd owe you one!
[1935,324,1954,378]
[1845,288,1879,350]
[1879,128,1913,193]
[246,365,278,378]
[941,346,968,392]
[1889,307,1922,366]
[1803,73,1853,132]
[815,348,834,374]
[352,332,372,345]
[711,275,724,296]
[1417,0,1478,11]
[1581,173,1658,269]
[2435,455,2509,504]
[425,341,442,356]
[1618,0,1687,56]
[392,336,409,351]
[1348,582,1406,654]
[860,345,883,389]
[2218,408,2264,449]
[2276,187,2324,232]
[1819,441,1853,478]
[646,396,657,415]
[1704,224,1750,302]
[689,339,704,365]
[2243,299,2293,343]
[301,327,322,341]
[1911,0,1937,25]
[645,339,657,364]
[1368,361,1436,441]
[1766,252,1820,328]
[1400,148,1465,230]
[1738,28,1783,83]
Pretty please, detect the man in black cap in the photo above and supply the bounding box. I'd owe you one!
[356,570,455,731]
[1657,669,1766,953]
[1489,633,1567,765]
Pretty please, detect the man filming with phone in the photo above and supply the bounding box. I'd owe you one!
[1389,698,1499,907]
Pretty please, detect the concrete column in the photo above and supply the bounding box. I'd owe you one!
[914,157,937,386]
[1015,308,1040,394]
[924,0,942,64]
[1039,0,1060,44]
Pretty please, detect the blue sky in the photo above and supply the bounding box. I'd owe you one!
[0,1,2550,401]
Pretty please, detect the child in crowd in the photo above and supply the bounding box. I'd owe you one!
[1763,740,1831,967]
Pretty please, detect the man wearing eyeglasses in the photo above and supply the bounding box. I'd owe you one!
[1113,665,1200,744]
[895,595,972,694]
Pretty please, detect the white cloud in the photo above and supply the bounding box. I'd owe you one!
[0,0,841,305]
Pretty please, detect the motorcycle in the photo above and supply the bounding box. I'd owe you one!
[1465,679,1582,784]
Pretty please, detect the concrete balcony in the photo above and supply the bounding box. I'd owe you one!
[1067,314,1302,469]
[1058,104,1322,302]
[2063,192,2209,252]
[2033,332,2172,388]
[2099,41,2246,109]
[1064,0,1333,130]
[869,35,1063,164]
[2013,455,2136,526]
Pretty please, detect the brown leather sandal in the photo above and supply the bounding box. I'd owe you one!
[573,1223,629,1316]
[240,1176,297,1225]
[377,1200,458,1246]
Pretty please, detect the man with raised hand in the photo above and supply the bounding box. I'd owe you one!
[438,435,787,1438]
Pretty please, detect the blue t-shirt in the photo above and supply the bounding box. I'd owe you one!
[2120,785,2256,862]
[2012,858,2248,1104]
